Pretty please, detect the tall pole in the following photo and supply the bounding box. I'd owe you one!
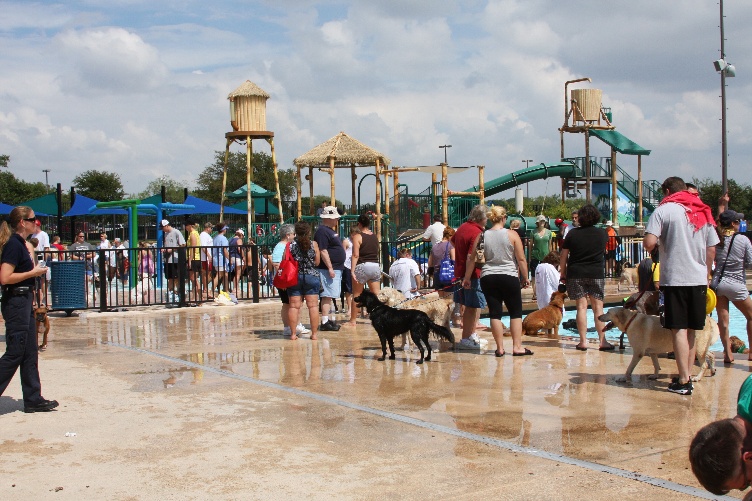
[522,159,533,197]
[720,0,728,195]
[42,169,50,191]
[439,144,452,165]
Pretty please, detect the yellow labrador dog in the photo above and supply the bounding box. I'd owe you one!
[599,307,718,383]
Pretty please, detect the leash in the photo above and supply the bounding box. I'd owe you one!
[622,310,638,333]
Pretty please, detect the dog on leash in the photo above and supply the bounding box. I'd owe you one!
[599,307,718,383]
[522,291,567,337]
[617,263,639,292]
[354,290,455,364]
[35,305,51,351]
[377,287,454,328]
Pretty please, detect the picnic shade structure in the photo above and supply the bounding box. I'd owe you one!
[19,192,58,216]
[0,202,17,214]
[292,131,391,241]
[170,195,245,216]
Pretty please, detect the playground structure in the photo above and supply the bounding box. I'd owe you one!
[218,81,285,231]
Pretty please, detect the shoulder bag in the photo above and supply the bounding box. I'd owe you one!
[438,242,455,284]
[273,242,299,289]
[474,231,486,270]
[710,233,738,291]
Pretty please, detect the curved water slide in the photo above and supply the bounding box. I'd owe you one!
[464,161,583,197]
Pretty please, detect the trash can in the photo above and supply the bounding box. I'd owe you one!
[50,261,87,316]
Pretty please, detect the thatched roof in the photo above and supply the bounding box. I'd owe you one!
[228,80,270,99]
[293,131,391,168]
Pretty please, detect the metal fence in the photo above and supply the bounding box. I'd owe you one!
[33,234,677,313]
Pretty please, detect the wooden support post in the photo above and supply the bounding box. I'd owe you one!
[384,171,391,218]
[220,138,231,222]
[267,138,284,223]
[375,159,382,243]
[296,164,302,220]
[431,173,438,222]
[585,129,591,203]
[246,137,253,236]
[393,171,399,228]
[350,164,356,213]
[308,166,314,215]
[329,157,336,206]
[478,165,485,205]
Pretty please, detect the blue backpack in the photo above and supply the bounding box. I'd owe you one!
[438,243,455,284]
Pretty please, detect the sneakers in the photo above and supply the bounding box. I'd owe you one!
[282,326,292,337]
[296,323,311,335]
[320,320,340,331]
[469,333,488,347]
[667,381,693,395]
[457,338,480,350]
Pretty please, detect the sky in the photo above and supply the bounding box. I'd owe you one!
[1,0,750,204]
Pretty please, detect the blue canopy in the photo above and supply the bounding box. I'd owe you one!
[0,202,16,214]
[65,195,129,216]
[170,195,245,216]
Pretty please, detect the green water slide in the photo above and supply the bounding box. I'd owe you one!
[465,161,583,197]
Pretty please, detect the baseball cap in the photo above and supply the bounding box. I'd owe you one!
[555,218,564,225]
[719,209,745,226]
[35,219,41,226]
[160,219,170,228]
[606,220,613,226]
[536,215,546,223]
[236,228,245,235]
[320,206,340,219]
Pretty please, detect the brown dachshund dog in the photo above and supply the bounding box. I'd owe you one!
[35,305,51,351]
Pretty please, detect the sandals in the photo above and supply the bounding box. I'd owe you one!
[512,348,534,356]
[599,345,616,351]
[495,350,505,357]
[575,345,588,351]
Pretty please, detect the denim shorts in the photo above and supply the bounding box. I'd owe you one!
[318,269,342,298]
[454,278,487,309]
[288,273,321,297]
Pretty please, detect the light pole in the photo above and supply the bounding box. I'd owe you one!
[42,169,50,191]
[522,159,533,197]
[715,0,735,195]
[439,144,452,165]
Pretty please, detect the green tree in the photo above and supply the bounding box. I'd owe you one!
[694,177,752,217]
[72,170,125,201]
[0,171,48,204]
[136,176,188,203]
[194,151,297,204]
[0,154,9,168]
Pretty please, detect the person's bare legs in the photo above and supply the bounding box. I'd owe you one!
[717,296,733,362]
[590,297,611,349]
[368,279,381,296]
[321,296,333,325]
[733,297,752,361]
[306,295,320,340]
[672,328,693,384]
[347,280,364,326]
[575,296,589,349]
[509,318,524,353]
[490,318,505,354]
[288,296,302,340]
[281,303,290,330]
[462,306,479,340]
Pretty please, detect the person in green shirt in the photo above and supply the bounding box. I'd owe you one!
[530,215,553,301]
[690,375,752,496]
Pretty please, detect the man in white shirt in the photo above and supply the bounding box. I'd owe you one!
[422,214,446,246]
[33,220,50,252]
[199,222,214,298]
[389,248,421,299]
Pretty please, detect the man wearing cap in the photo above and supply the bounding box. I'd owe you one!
[314,206,346,331]
[211,224,230,294]
[200,222,214,298]
[185,220,201,300]
[423,214,446,246]
[161,219,186,294]
[33,220,50,253]
[644,176,718,395]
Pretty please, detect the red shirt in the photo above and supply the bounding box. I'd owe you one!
[452,221,485,280]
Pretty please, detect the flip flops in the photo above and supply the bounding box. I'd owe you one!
[512,348,534,356]
[495,350,505,357]
[599,345,616,351]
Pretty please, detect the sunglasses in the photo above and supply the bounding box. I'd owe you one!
[23,217,36,223]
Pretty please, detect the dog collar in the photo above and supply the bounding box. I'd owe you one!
[622,310,638,332]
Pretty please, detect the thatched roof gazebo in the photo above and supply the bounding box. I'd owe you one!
[293,131,390,240]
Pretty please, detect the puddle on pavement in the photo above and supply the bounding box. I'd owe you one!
[67,306,745,480]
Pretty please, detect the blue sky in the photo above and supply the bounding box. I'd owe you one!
[1,0,750,203]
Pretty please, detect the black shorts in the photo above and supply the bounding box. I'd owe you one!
[164,263,179,279]
[279,288,289,304]
[341,268,353,294]
[662,285,707,330]
[190,261,201,272]
[480,273,523,319]
[529,259,540,277]
[606,250,616,260]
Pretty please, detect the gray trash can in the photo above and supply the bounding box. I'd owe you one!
[50,261,87,316]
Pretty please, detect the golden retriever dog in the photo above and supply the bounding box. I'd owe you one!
[617,263,639,292]
[599,307,718,383]
[377,287,453,328]
[522,291,567,337]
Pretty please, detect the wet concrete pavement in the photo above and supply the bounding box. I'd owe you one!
[0,291,748,500]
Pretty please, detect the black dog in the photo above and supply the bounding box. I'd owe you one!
[353,290,455,364]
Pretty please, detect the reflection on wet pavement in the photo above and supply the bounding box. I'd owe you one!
[51,303,748,494]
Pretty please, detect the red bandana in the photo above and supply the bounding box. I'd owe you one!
[659,191,716,232]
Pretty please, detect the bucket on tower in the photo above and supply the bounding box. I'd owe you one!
[228,80,270,132]
[570,88,602,123]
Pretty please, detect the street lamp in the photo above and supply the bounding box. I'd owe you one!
[42,169,50,191]
[714,0,735,195]
[522,159,533,197]
[439,144,452,165]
